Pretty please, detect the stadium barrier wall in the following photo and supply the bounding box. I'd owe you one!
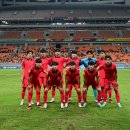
[0,64,130,69]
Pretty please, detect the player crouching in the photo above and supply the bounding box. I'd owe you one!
[65,61,82,108]
[82,61,102,108]
[44,62,64,109]
[27,58,47,110]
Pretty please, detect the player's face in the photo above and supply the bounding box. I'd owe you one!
[88,65,94,72]
[35,63,42,68]
[106,58,112,66]
[55,52,61,57]
[52,65,58,71]
[40,52,46,58]
[87,53,93,59]
[64,53,68,58]
[70,65,76,71]
[72,54,77,59]
[100,52,105,59]
[27,52,33,59]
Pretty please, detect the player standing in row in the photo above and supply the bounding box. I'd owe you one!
[20,50,35,106]
[82,61,102,108]
[49,49,68,103]
[44,62,64,108]
[65,61,82,108]
[98,55,122,108]
[96,50,113,103]
[80,50,98,102]
[66,50,81,102]
[38,48,50,104]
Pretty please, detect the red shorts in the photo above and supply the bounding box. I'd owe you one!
[47,80,61,89]
[30,79,41,89]
[85,82,99,90]
[100,78,105,87]
[67,84,80,90]
[39,77,47,88]
[104,79,118,90]
[22,77,28,87]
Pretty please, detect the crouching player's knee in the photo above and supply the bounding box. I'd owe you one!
[82,87,87,93]
[77,88,81,93]
[65,88,69,93]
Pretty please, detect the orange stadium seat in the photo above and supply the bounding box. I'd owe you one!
[49,31,68,41]
[98,31,118,39]
[76,46,95,52]
[123,30,130,38]
[0,31,21,39]
[24,31,45,39]
[73,31,92,39]
[100,46,122,52]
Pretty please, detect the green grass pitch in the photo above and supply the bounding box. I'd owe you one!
[0,69,130,130]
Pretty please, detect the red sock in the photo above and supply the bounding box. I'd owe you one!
[21,87,26,99]
[60,91,64,103]
[97,91,101,103]
[69,88,72,98]
[108,89,112,98]
[52,87,56,98]
[83,92,87,103]
[103,91,107,102]
[65,92,69,103]
[44,91,48,103]
[116,92,120,103]
[36,86,41,103]
[101,90,104,99]
[28,87,33,103]
[77,91,81,103]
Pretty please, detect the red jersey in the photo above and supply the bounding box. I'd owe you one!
[21,59,35,78]
[99,63,117,81]
[48,69,62,84]
[96,59,106,78]
[29,65,44,82]
[84,69,98,84]
[39,58,49,78]
[66,58,81,69]
[50,57,68,72]
[66,68,80,84]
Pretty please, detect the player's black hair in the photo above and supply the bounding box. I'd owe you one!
[69,61,76,66]
[71,50,77,54]
[35,58,42,63]
[98,50,105,54]
[105,55,112,60]
[86,50,93,54]
[26,50,33,54]
[54,49,60,52]
[88,61,95,66]
[39,48,47,53]
[51,62,59,66]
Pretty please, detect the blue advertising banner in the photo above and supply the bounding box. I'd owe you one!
[0,66,21,69]
[0,65,130,69]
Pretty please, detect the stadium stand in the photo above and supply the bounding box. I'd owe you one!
[0,2,130,64]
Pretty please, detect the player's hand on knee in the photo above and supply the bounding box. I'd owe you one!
[97,87,101,91]
[28,84,32,89]
[65,88,69,93]
[44,88,48,92]
[77,89,81,93]
[82,87,86,93]
[114,82,118,86]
